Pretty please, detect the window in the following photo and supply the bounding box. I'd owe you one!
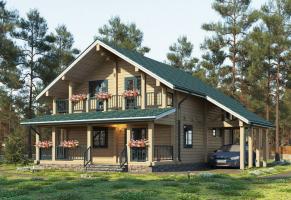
[93,127,108,148]
[131,128,147,140]
[124,76,141,91]
[167,92,173,107]
[184,125,193,148]
[125,76,141,109]
[89,80,108,111]
[212,128,221,137]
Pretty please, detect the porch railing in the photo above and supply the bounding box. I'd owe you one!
[119,146,128,168]
[154,145,173,161]
[131,147,147,162]
[56,99,68,114]
[40,148,52,160]
[56,145,86,160]
[84,146,92,167]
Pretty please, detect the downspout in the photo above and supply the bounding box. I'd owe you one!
[177,93,190,162]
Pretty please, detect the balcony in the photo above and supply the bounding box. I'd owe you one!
[54,92,169,114]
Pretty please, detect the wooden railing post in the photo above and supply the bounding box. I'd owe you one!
[52,98,56,115]
[141,73,146,109]
[86,94,90,112]
[68,81,72,114]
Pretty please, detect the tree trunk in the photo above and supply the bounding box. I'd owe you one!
[275,65,280,161]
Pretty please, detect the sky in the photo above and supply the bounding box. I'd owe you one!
[6,0,267,62]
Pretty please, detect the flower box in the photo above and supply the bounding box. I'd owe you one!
[60,140,79,148]
[123,89,139,98]
[96,92,112,100]
[128,139,149,148]
[35,141,53,149]
[70,94,87,102]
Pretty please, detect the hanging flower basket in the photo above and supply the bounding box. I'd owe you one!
[123,89,139,98]
[70,94,87,103]
[60,140,79,148]
[35,141,53,149]
[128,139,149,148]
[96,92,112,100]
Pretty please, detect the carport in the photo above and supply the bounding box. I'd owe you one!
[206,102,273,170]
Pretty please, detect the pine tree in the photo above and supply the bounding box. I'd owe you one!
[14,9,53,158]
[202,0,256,96]
[259,0,291,160]
[166,36,199,72]
[199,35,226,87]
[0,1,20,90]
[38,25,79,86]
[96,16,150,55]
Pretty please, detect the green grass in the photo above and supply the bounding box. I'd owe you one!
[0,164,290,200]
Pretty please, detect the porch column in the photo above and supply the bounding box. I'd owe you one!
[161,86,167,108]
[126,125,132,162]
[263,129,268,167]
[52,127,56,161]
[148,122,155,164]
[239,121,246,170]
[255,128,262,167]
[68,81,73,113]
[248,126,254,168]
[35,131,40,163]
[52,97,56,115]
[87,125,92,148]
[141,73,146,109]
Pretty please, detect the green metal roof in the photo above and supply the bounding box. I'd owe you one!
[101,41,273,128]
[21,108,175,125]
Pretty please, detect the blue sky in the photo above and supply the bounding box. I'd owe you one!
[6,0,267,61]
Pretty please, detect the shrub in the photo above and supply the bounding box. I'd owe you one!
[4,128,28,164]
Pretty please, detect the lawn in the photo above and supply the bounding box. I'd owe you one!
[0,164,290,200]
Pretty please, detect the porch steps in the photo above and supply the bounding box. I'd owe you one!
[85,164,127,172]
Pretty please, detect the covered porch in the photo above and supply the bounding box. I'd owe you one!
[21,108,176,170]
[34,123,175,168]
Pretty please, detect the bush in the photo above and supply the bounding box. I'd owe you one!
[4,128,28,164]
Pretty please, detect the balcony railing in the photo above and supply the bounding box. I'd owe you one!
[108,95,123,110]
[125,95,141,109]
[56,99,68,114]
[146,92,162,107]
[154,145,173,161]
[73,100,86,113]
[55,92,168,114]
